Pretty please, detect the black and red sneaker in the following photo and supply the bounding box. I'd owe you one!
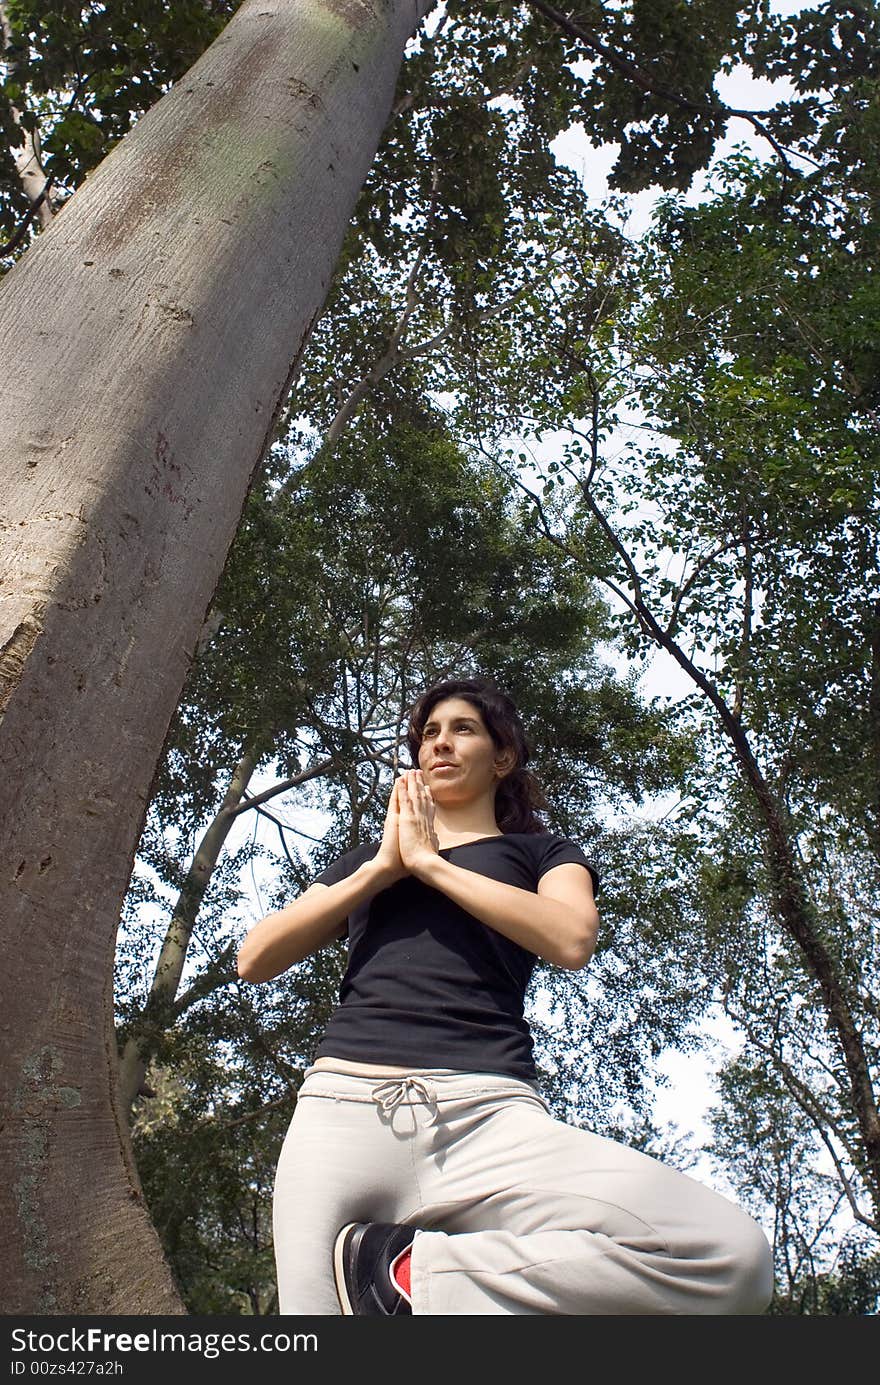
[333,1222,414,1315]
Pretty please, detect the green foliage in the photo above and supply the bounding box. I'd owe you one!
[1,1,242,254]
[131,1036,293,1315]
[708,1056,880,1314]
[621,142,880,851]
[534,819,722,1126]
[4,0,818,266]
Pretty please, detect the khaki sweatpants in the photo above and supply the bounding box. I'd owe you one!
[272,1062,774,1316]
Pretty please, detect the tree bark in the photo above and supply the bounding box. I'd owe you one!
[0,0,435,1314]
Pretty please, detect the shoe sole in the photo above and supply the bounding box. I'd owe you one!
[333,1223,360,1315]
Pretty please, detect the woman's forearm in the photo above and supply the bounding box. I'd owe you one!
[411,855,598,970]
[237,859,394,982]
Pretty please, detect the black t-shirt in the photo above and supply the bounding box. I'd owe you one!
[312,833,598,1081]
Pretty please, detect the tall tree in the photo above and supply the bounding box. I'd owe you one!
[0,0,436,1315]
[0,0,244,254]
[708,1056,880,1314]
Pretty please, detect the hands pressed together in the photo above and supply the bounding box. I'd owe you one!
[374,769,440,885]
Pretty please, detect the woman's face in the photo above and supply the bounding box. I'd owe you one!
[416,697,512,807]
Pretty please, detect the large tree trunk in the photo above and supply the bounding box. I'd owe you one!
[0,0,434,1315]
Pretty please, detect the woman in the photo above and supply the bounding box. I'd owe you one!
[237,677,773,1316]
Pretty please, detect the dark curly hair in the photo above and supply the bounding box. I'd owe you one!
[406,676,549,834]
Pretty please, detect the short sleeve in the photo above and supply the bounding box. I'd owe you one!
[313,841,378,887]
[536,836,599,896]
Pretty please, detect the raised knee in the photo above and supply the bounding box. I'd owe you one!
[724,1217,774,1314]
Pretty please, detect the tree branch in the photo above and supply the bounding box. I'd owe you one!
[728,1003,879,1234]
[732,512,753,721]
[525,0,799,174]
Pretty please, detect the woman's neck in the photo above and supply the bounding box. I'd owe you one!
[432,804,502,848]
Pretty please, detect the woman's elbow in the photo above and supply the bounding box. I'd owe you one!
[236,946,257,982]
[236,931,270,983]
[559,944,593,971]
[562,923,598,971]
